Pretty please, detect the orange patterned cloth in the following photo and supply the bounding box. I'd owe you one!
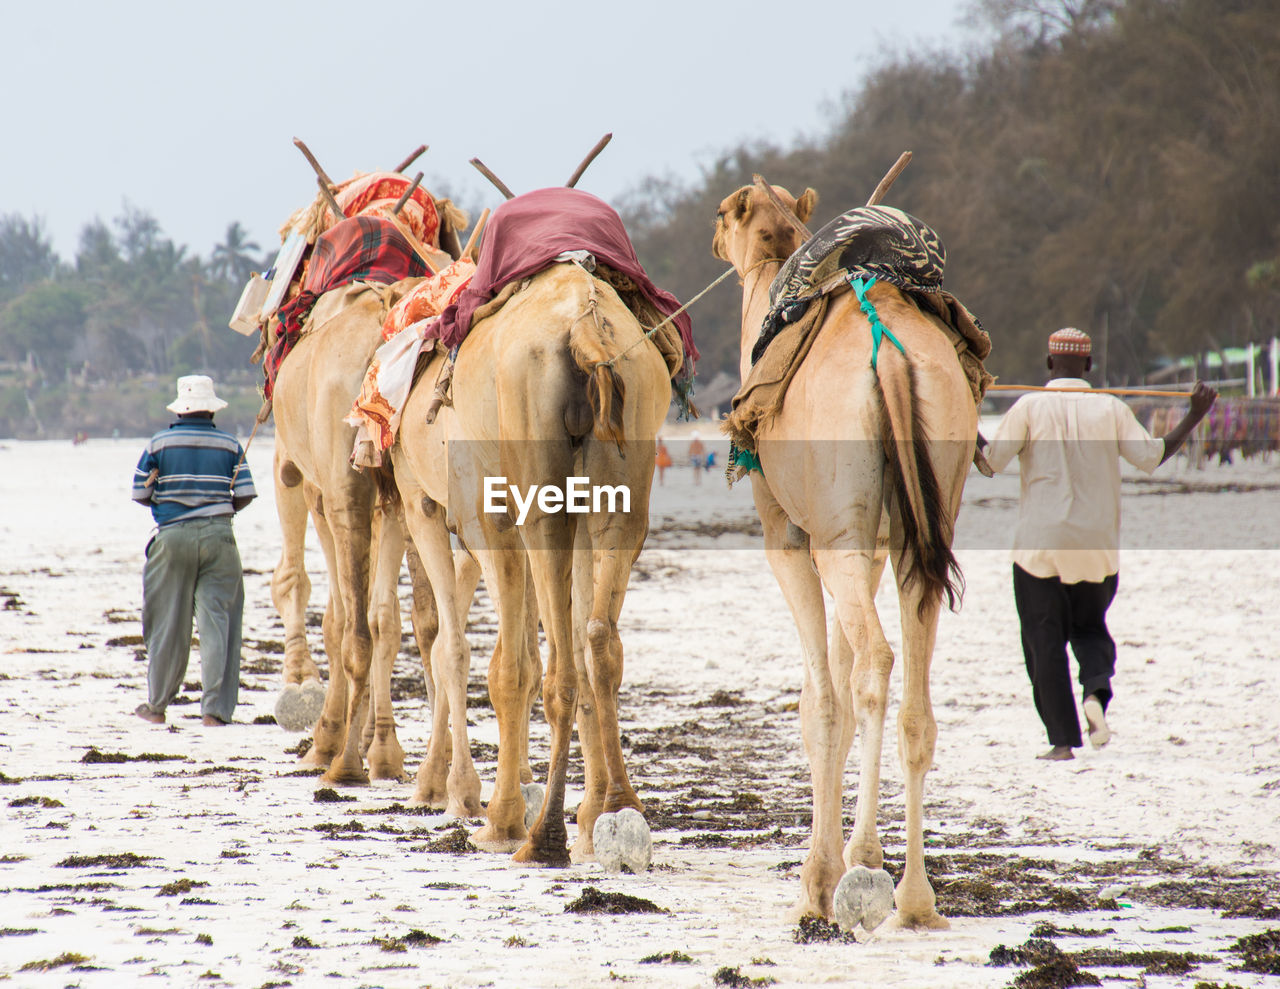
[381,259,476,340]
[345,259,478,465]
[332,172,441,247]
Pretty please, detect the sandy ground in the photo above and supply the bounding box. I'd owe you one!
[1,430,1278,989]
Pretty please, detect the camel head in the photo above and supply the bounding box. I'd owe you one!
[712,184,817,273]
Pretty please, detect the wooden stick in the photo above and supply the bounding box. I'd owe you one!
[462,208,490,261]
[393,144,428,174]
[866,151,912,207]
[988,384,1195,398]
[316,177,346,223]
[566,132,613,188]
[752,173,812,240]
[470,157,516,200]
[384,212,442,275]
[293,137,336,187]
[393,172,424,215]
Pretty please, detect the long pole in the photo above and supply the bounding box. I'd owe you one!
[988,384,1194,398]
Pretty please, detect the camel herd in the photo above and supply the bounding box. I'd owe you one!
[253,151,980,932]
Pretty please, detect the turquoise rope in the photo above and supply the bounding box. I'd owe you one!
[733,445,763,476]
[851,275,905,370]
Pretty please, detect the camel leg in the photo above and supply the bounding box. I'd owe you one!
[808,545,890,923]
[401,488,480,815]
[844,518,891,870]
[320,496,377,787]
[421,510,481,817]
[751,478,845,921]
[569,536,606,863]
[886,568,947,930]
[481,562,540,788]
[271,451,319,685]
[486,561,540,787]
[472,542,537,850]
[405,537,443,747]
[883,441,967,931]
[512,527,575,867]
[302,489,349,768]
[364,508,407,781]
[571,450,653,860]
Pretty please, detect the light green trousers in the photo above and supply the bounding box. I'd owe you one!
[141,516,244,722]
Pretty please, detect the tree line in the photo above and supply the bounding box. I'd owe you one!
[621,0,1280,390]
[2,0,1276,438]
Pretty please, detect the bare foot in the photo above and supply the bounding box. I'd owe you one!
[202,714,230,727]
[1038,745,1074,761]
[135,704,165,724]
[1083,695,1111,749]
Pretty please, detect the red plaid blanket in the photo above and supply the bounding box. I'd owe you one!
[432,188,697,363]
[264,215,430,397]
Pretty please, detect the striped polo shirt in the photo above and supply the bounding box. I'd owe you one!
[132,418,257,526]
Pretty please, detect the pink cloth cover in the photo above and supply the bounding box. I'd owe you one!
[431,187,697,364]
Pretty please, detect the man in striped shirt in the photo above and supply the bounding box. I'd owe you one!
[131,376,256,726]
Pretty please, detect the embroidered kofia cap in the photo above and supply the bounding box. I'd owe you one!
[1048,327,1091,356]
[167,375,228,414]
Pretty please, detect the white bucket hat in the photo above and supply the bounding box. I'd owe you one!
[167,375,228,414]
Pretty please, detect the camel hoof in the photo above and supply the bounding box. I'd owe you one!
[834,866,895,932]
[411,787,449,811]
[470,824,525,854]
[512,839,570,868]
[592,808,651,874]
[521,783,545,831]
[883,909,950,932]
[275,681,326,732]
[322,765,370,787]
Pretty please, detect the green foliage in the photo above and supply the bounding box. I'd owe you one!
[0,214,60,304]
[626,0,1280,387]
[0,205,262,435]
[0,281,89,377]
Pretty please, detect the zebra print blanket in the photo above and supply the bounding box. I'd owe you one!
[752,205,951,366]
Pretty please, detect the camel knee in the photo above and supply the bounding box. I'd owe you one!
[585,617,620,689]
[368,598,399,645]
[898,706,938,774]
[853,644,894,715]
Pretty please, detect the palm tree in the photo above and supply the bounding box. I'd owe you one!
[210,222,261,283]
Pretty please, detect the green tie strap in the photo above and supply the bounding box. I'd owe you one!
[851,275,905,370]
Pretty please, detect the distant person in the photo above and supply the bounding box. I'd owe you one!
[985,328,1216,761]
[705,449,717,472]
[131,376,256,727]
[688,432,706,486]
[656,437,672,486]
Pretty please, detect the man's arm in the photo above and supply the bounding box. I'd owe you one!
[131,448,158,505]
[1158,381,1217,465]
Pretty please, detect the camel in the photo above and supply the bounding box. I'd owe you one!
[393,259,671,863]
[269,205,483,803]
[712,183,977,928]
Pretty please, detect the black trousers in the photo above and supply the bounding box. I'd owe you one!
[1012,564,1118,748]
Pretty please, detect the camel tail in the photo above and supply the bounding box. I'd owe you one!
[568,291,627,448]
[875,354,963,617]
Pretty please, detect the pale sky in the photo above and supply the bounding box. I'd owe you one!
[5,0,979,260]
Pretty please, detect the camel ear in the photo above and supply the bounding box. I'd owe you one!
[732,187,753,221]
[795,188,818,224]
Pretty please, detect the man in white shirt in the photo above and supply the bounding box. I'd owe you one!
[985,328,1216,760]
